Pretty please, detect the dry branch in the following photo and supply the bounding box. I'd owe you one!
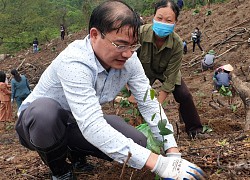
[120,152,132,180]
[209,101,219,110]
[182,55,201,66]
[213,29,246,48]
[215,44,238,59]
[223,19,250,32]
[16,58,26,70]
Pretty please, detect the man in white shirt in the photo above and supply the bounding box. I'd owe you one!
[15,0,205,179]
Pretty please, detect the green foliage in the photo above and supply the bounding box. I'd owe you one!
[0,0,230,53]
[119,99,131,108]
[151,113,156,121]
[136,123,162,154]
[120,87,131,98]
[158,119,173,135]
[230,104,237,113]
[0,0,85,53]
[218,139,229,146]
[192,9,200,15]
[126,108,141,117]
[143,89,148,102]
[219,86,232,97]
[150,89,156,100]
[124,0,154,16]
[202,125,213,133]
[206,9,212,16]
[142,88,173,155]
[124,117,130,123]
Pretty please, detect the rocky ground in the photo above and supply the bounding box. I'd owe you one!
[0,0,250,179]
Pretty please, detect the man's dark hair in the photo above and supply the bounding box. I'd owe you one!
[154,0,180,21]
[89,0,141,38]
[0,71,6,82]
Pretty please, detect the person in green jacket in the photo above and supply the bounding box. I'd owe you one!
[138,0,203,138]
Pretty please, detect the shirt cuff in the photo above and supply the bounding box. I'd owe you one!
[163,134,178,151]
[127,142,152,169]
[161,82,175,93]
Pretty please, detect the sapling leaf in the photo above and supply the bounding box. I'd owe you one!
[119,99,130,107]
[134,108,140,116]
[206,10,212,16]
[120,87,131,97]
[143,89,148,102]
[202,125,213,133]
[158,119,173,135]
[151,113,156,121]
[136,123,162,154]
[219,86,232,97]
[150,89,155,100]
[126,109,134,115]
[218,139,228,146]
[124,117,130,122]
[230,104,237,113]
[216,168,223,174]
[162,100,167,109]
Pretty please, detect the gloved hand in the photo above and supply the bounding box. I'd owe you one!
[11,99,14,103]
[152,154,206,180]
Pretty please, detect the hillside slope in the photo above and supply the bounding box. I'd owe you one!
[0,0,250,179]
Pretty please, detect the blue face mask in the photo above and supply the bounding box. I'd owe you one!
[152,19,175,38]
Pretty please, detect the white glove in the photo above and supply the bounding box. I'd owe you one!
[152,155,206,180]
[11,99,14,103]
[166,152,182,158]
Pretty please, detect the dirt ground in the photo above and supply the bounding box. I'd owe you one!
[0,0,250,179]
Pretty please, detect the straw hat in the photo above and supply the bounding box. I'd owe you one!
[208,49,215,55]
[223,64,234,71]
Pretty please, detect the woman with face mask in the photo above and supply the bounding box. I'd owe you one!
[138,0,204,138]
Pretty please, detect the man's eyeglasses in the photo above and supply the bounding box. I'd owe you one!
[101,33,141,52]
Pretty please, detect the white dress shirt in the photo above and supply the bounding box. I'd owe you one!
[18,35,177,169]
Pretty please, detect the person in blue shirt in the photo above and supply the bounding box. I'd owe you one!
[213,64,233,90]
[15,1,206,179]
[10,69,31,108]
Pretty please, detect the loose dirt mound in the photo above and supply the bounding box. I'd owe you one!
[0,1,249,179]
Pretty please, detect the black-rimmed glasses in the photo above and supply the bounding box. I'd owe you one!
[101,33,141,52]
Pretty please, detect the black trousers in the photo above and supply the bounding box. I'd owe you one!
[15,98,147,166]
[61,31,65,40]
[153,78,202,133]
[193,40,203,52]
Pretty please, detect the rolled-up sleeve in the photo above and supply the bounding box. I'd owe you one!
[161,45,183,93]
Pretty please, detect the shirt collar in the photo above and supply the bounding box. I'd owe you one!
[87,35,108,74]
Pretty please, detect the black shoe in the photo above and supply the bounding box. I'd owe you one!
[188,130,210,140]
[51,170,77,180]
[68,150,94,173]
[73,161,94,173]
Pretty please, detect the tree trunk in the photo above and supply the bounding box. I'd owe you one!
[232,73,250,130]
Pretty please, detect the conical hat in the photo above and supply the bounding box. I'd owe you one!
[223,64,234,71]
